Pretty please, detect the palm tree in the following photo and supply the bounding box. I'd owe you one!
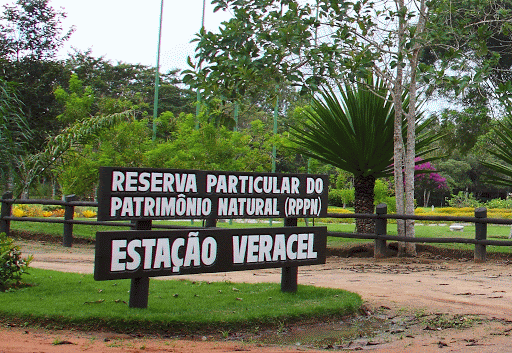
[480,115,512,238]
[480,115,512,187]
[289,76,437,234]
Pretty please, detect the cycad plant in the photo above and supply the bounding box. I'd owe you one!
[289,76,437,234]
[481,115,512,187]
[480,115,512,239]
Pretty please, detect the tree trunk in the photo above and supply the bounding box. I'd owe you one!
[353,174,376,234]
[392,79,406,247]
[423,189,430,208]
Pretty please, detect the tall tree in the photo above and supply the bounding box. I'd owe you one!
[187,0,512,256]
[0,0,74,150]
[0,77,30,189]
[67,50,195,117]
[0,0,74,61]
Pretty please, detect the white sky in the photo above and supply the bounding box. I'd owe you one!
[0,0,232,72]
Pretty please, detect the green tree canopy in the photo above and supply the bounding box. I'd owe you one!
[0,0,74,61]
[0,77,30,182]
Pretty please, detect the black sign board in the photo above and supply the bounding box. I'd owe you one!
[94,227,327,281]
[97,167,329,221]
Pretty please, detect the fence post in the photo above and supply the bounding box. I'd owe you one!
[129,220,152,309]
[205,216,217,228]
[63,194,76,247]
[281,217,298,293]
[474,207,487,263]
[1,191,13,237]
[374,203,388,259]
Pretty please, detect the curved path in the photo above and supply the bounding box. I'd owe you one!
[3,240,512,352]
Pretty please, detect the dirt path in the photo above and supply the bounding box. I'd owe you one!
[3,240,512,352]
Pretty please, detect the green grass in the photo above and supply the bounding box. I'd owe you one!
[0,268,362,333]
[325,222,512,254]
[11,218,290,240]
[11,216,512,254]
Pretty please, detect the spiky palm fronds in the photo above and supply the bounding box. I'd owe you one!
[481,115,512,187]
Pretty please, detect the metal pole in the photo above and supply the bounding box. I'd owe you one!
[270,96,279,227]
[195,0,207,129]
[234,101,239,131]
[272,96,278,173]
[152,0,164,141]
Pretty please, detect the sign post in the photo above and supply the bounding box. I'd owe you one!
[95,167,329,308]
[282,217,298,292]
[129,220,152,308]
[94,227,327,281]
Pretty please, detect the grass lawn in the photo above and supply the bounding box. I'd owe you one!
[326,222,512,254]
[0,268,362,333]
[5,210,512,333]
[11,217,512,254]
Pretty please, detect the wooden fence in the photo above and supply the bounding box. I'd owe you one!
[3,192,512,263]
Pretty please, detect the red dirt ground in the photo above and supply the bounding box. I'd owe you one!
[3,239,512,352]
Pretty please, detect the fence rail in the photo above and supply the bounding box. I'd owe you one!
[2,192,512,262]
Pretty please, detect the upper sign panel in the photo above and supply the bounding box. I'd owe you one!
[97,167,329,221]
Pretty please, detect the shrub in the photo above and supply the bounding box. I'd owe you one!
[447,191,481,208]
[328,189,343,206]
[485,198,512,209]
[328,188,354,207]
[382,196,396,213]
[0,233,32,292]
[374,179,392,205]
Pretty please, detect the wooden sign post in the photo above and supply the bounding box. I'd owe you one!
[95,167,329,308]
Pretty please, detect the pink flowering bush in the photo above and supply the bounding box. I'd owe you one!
[415,158,449,207]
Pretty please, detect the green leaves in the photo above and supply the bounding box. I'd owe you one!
[481,115,512,187]
[0,0,74,60]
[17,110,135,197]
[145,114,273,173]
[186,0,318,105]
[288,76,395,179]
[0,232,32,292]
[0,77,30,174]
[288,76,440,178]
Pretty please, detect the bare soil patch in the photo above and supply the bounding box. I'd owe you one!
[3,235,512,352]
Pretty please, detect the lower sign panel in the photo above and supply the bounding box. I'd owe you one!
[94,227,327,281]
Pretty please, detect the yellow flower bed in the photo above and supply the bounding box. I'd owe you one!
[81,209,97,218]
[12,206,25,218]
[321,207,354,223]
[415,207,512,222]
[51,209,65,217]
[328,207,354,214]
